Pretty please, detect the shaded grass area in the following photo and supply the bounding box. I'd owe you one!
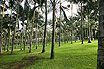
[0,40,98,69]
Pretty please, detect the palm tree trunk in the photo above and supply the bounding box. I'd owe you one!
[88,15,91,43]
[59,27,61,46]
[87,24,89,39]
[0,22,2,53]
[21,32,23,50]
[11,9,18,54]
[71,30,73,44]
[17,22,19,47]
[4,37,7,51]
[75,34,77,43]
[16,36,18,49]
[36,23,38,49]
[42,0,47,53]
[24,33,26,51]
[59,0,61,47]
[36,7,39,49]
[24,20,28,51]
[38,35,39,46]
[24,20,28,50]
[29,3,35,52]
[11,29,15,54]
[29,22,33,52]
[29,26,32,52]
[93,29,95,39]
[67,34,69,43]
[7,27,11,52]
[81,2,83,44]
[16,2,20,49]
[64,33,66,43]
[51,0,56,59]
[0,40,2,54]
[97,0,104,68]
[11,22,16,54]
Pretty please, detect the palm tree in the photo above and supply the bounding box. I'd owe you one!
[42,0,47,53]
[59,0,61,47]
[11,0,24,53]
[80,2,83,44]
[50,0,56,59]
[29,0,35,53]
[0,0,5,54]
[35,7,39,49]
[0,20,2,53]
[10,0,17,54]
[97,0,104,68]
[68,0,88,44]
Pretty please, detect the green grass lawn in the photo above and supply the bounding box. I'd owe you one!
[0,40,98,69]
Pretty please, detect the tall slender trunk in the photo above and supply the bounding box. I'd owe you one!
[16,2,19,49]
[11,8,18,54]
[4,37,7,51]
[0,40,2,54]
[38,35,39,46]
[29,3,35,52]
[16,35,18,49]
[21,20,25,51]
[11,27,16,54]
[59,27,61,46]
[1,0,6,53]
[7,27,11,52]
[67,34,69,43]
[84,29,86,38]
[71,3,73,44]
[11,21,16,54]
[97,0,104,68]
[25,16,29,50]
[75,34,77,43]
[49,34,51,46]
[24,33,26,50]
[59,0,61,47]
[17,22,19,46]
[81,3,83,44]
[24,22,27,51]
[71,30,73,44]
[64,33,66,43]
[36,22,38,49]
[51,0,55,59]
[93,29,95,39]
[46,36,47,46]
[87,24,89,39]
[29,15,34,52]
[24,16,29,51]
[29,23,33,52]
[88,15,91,43]
[0,21,2,53]
[91,26,93,40]
[42,0,47,53]
[21,31,23,50]
[36,7,39,49]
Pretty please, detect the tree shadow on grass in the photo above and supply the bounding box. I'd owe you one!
[0,56,48,69]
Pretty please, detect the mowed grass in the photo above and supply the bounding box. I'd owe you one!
[0,40,98,69]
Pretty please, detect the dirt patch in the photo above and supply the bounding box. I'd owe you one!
[16,62,33,69]
[16,56,39,69]
[22,56,38,61]
[0,53,3,56]
[0,56,41,69]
